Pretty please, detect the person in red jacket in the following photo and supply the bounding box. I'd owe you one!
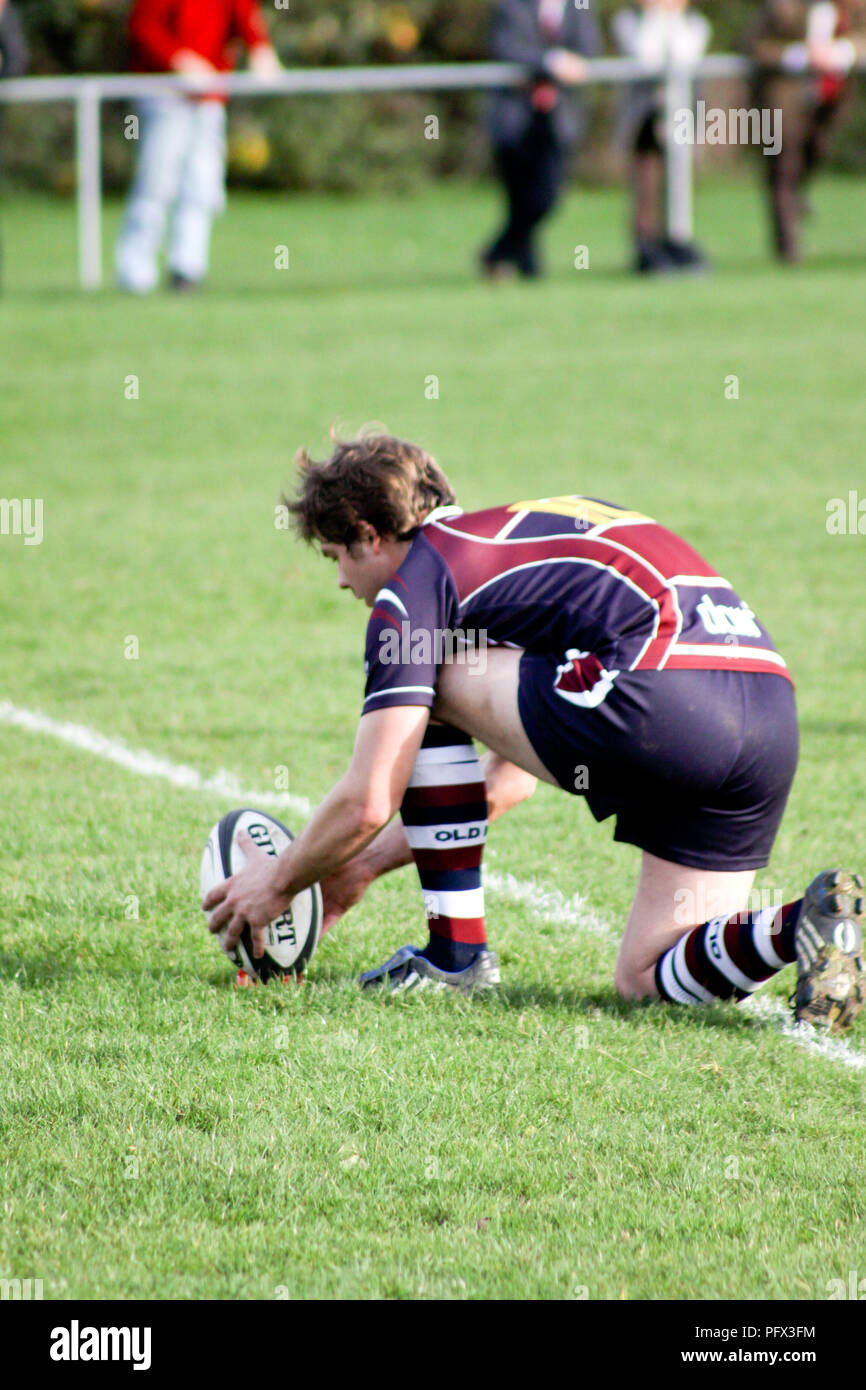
[115,0,280,293]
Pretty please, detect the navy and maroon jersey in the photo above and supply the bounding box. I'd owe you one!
[362,497,791,715]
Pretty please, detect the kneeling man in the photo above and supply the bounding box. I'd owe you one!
[203,433,864,1033]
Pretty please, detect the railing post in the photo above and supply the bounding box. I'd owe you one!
[76,81,103,290]
[664,61,694,246]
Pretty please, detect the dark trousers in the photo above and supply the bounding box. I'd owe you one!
[485,113,565,277]
[760,85,844,262]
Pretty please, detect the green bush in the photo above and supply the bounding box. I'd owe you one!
[4,0,865,193]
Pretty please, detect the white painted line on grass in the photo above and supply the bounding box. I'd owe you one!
[4,698,865,1072]
[484,869,614,939]
[741,995,866,1071]
[0,699,311,818]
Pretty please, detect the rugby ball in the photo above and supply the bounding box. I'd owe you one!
[200,808,322,982]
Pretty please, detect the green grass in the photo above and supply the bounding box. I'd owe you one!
[0,176,865,1300]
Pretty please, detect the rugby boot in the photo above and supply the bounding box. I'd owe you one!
[359,944,500,994]
[793,869,865,1033]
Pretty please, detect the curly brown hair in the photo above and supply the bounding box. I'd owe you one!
[284,430,457,548]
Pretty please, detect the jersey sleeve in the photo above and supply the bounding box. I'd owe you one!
[362,536,458,715]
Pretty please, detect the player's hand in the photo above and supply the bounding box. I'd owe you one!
[807,38,853,73]
[249,44,282,78]
[546,49,588,86]
[319,857,376,935]
[202,829,292,958]
[170,49,218,86]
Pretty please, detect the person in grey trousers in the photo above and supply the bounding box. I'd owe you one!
[482,0,602,278]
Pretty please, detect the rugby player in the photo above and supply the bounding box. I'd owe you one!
[203,433,865,1032]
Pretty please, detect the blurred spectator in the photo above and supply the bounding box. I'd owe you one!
[612,0,712,274]
[0,0,26,79]
[481,0,602,279]
[115,0,281,293]
[747,1,866,262]
[0,0,28,290]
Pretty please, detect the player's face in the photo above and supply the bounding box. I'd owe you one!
[320,539,391,607]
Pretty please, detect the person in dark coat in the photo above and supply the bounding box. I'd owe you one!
[747,1,866,262]
[482,0,602,278]
[0,0,26,79]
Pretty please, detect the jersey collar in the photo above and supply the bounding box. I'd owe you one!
[423,505,464,526]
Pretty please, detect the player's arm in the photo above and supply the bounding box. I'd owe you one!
[203,704,430,951]
[231,0,281,73]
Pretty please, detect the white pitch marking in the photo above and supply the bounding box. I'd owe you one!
[741,995,866,1072]
[0,700,311,818]
[3,699,866,1072]
[483,869,614,940]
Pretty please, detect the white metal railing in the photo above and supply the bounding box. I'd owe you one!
[0,55,853,289]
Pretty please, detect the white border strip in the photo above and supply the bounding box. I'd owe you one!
[3,699,865,1073]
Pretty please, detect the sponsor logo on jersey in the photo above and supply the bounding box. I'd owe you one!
[696,593,763,639]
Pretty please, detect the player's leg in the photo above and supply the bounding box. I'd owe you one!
[633,850,861,1028]
[614,852,757,999]
[482,138,529,274]
[360,651,547,990]
[115,97,193,293]
[617,852,865,1033]
[800,96,843,205]
[167,99,227,288]
[764,88,806,263]
[513,117,564,278]
[606,669,809,1008]
[631,115,667,272]
[358,719,500,992]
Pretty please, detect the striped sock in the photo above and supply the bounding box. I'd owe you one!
[400,724,488,972]
[655,900,803,1005]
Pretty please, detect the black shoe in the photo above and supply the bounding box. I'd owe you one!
[479,252,517,283]
[168,271,201,293]
[661,239,711,274]
[634,238,676,275]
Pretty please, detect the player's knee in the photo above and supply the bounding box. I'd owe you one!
[614,959,657,1002]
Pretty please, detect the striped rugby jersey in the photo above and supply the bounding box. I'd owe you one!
[362,496,791,714]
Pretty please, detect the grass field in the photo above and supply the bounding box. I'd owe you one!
[1,175,865,1301]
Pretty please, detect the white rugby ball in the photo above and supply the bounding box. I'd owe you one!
[200,808,321,981]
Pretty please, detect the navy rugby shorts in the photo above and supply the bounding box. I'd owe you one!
[518,657,799,871]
